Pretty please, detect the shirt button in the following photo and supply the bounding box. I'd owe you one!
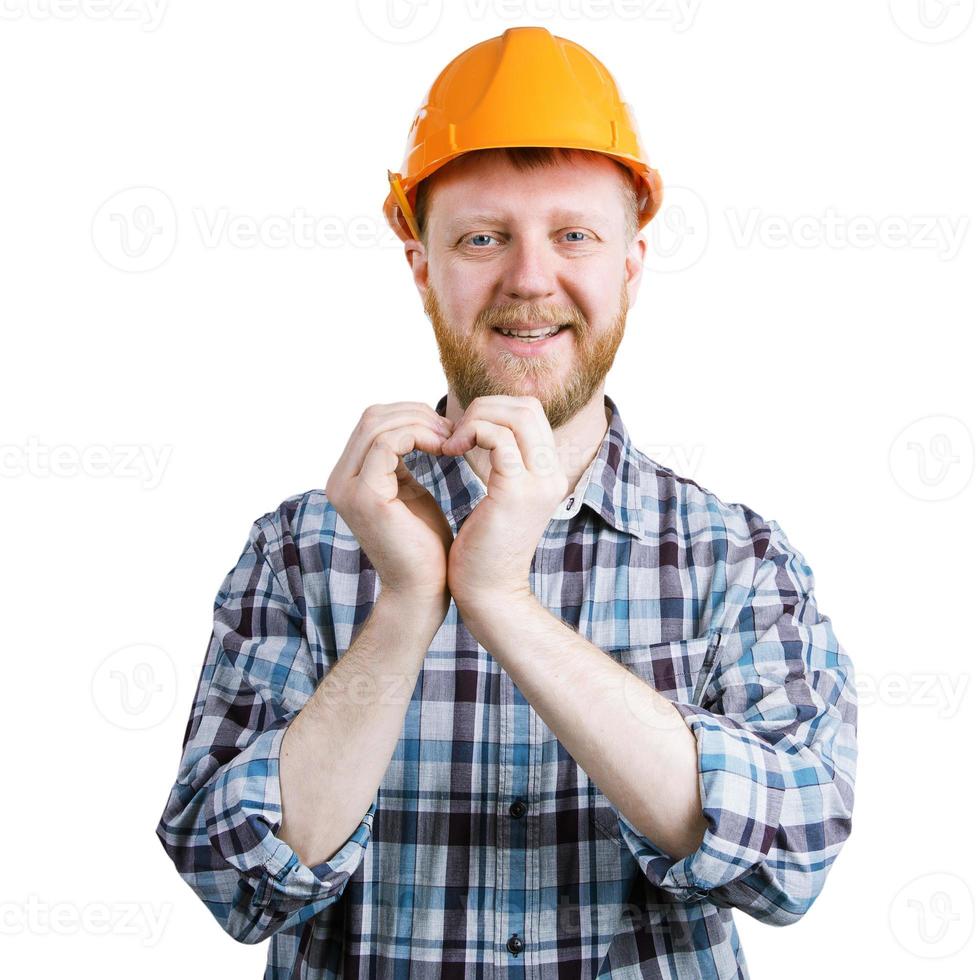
[506,933,524,955]
[509,799,527,818]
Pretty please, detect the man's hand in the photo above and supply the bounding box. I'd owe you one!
[325,402,456,613]
[440,396,567,613]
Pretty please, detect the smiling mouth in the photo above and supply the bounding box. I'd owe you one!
[491,324,572,340]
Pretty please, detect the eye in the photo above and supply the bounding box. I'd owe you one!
[463,233,498,248]
[562,230,590,243]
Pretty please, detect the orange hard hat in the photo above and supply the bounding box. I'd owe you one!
[383,26,663,243]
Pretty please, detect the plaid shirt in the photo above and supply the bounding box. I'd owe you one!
[155,392,858,979]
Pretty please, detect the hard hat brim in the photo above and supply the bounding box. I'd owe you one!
[385,145,662,243]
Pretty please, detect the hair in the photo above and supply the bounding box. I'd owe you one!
[412,146,640,247]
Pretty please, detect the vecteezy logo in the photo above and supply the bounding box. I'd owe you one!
[357,0,444,43]
[643,186,709,273]
[91,643,178,730]
[889,872,974,958]
[888,414,974,502]
[92,186,177,272]
[889,0,975,43]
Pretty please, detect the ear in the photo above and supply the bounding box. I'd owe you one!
[625,232,646,308]
[404,237,429,298]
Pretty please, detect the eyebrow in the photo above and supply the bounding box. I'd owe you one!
[446,209,612,233]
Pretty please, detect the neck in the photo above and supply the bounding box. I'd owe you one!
[444,388,611,497]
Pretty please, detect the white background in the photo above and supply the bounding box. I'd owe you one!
[2,1,977,977]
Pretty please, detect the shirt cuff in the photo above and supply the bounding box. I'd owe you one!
[616,699,785,904]
[206,719,376,914]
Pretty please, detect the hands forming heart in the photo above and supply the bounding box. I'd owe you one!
[324,396,568,621]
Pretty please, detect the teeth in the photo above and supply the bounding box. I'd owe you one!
[498,326,562,339]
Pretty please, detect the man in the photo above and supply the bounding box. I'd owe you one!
[155,26,858,979]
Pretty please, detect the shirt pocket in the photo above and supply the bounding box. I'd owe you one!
[589,630,724,845]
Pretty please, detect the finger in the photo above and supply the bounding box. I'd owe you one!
[335,403,451,465]
[334,410,453,483]
[392,452,442,505]
[444,419,526,479]
[360,400,449,418]
[371,401,452,425]
[444,398,553,474]
[448,397,548,464]
[356,423,448,500]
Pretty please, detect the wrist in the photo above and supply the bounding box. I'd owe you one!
[375,588,450,633]
[453,586,538,631]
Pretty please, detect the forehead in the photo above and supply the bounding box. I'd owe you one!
[426,152,626,231]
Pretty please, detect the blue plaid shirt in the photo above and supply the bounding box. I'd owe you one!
[155,392,858,978]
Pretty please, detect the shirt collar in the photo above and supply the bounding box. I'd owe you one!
[403,392,645,540]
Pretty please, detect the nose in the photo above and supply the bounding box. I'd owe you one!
[499,234,558,302]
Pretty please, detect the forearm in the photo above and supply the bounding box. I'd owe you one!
[461,594,708,861]
[279,591,445,868]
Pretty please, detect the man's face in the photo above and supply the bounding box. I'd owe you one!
[408,152,645,431]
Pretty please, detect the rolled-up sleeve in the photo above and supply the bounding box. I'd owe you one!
[154,516,376,944]
[618,518,858,926]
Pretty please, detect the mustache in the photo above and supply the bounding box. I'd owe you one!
[477,304,586,332]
